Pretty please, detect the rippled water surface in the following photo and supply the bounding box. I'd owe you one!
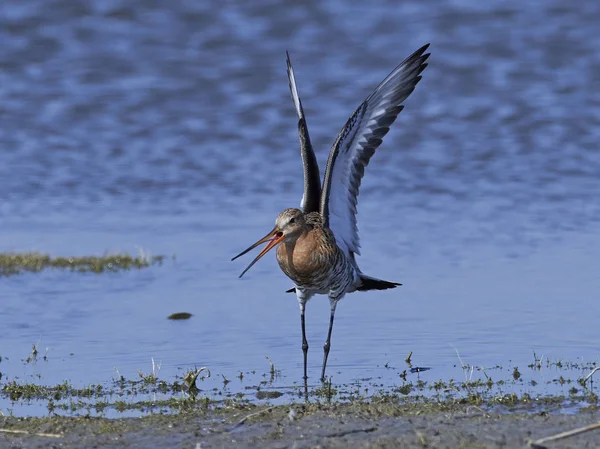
[1,0,599,415]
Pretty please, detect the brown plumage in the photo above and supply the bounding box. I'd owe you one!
[276,209,342,291]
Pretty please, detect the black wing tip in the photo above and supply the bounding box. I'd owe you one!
[407,43,431,67]
[416,43,431,56]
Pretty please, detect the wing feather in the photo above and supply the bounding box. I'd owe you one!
[286,51,321,214]
[320,44,430,259]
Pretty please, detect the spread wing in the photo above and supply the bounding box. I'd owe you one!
[286,51,321,214]
[320,44,430,259]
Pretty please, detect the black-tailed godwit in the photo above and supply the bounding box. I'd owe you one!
[233,44,430,390]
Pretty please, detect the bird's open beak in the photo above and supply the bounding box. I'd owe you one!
[231,227,285,278]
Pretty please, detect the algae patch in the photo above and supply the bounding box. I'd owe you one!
[0,252,165,276]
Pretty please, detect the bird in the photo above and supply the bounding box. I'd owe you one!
[232,44,430,391]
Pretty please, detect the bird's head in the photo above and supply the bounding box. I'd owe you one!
[232,208,305,278]
[275,208,305,240]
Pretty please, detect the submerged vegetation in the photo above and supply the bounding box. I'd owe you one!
[0,351,597,417]
[0,370,597,417]
[0,252,165,276]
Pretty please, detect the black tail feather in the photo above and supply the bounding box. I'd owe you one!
[357,275,402,291]
[286,275,401,294]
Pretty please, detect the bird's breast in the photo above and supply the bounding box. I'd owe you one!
[276,231,336,286]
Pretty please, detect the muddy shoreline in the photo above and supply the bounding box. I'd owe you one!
[2,350,598,447]
[2,401,599,448]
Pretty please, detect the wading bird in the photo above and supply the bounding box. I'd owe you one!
[232,44,430,389]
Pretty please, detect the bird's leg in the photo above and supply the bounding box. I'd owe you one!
[320,299,338,382]
[297,295,309,399]
[300,306,308,379]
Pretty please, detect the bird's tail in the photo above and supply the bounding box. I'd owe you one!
[356,274,402,291]
[285,275,401,294]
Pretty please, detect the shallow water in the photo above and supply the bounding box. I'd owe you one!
[1,0,599,416]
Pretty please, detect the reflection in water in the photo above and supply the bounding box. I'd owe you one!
[0,0,599,414]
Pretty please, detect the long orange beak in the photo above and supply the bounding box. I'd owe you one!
[232,227,285,278]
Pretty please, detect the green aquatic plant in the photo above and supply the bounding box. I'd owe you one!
[0,252,165,276]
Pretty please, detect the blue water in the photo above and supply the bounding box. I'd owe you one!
[1,0,599,416]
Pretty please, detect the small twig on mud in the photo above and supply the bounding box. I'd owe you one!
[582,367,599,385]
[465,405,487,415]
[324,426,377,438]
[0,428,62,438]
[231,406,276,429]
[528,421,600,449]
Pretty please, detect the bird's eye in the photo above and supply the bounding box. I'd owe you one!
[289,217,296,224]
